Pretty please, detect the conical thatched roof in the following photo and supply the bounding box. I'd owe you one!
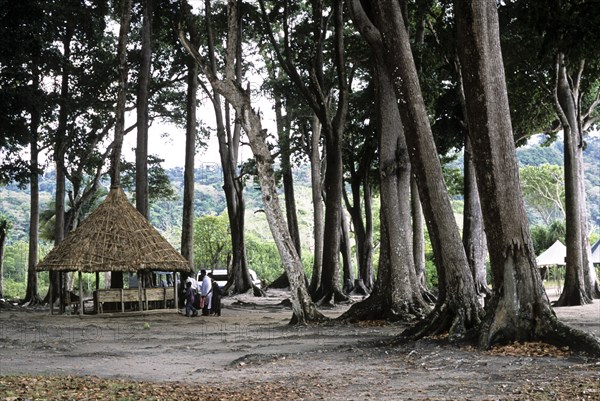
[36,186,191,273]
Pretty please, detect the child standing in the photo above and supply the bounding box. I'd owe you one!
[185,281,198,317]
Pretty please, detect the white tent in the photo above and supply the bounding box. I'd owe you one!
[592,239,600,265]
[536,240,566,266]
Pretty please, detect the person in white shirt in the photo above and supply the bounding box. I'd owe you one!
[199,269,213,316]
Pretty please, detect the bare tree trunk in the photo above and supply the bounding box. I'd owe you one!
[454,0,600,354]
[180,19,200,305]
[343,146,375,294]
[24,69,41,305]
[462,135,490,300]
[314,0,348,306]
[109,0,132,290]
[0,219,8,299]
[274,87,301,256]
[554,54,591,306]
[308,115,324,294]
[371,1,481,340]
[136,0,153,220]
[340,210,354,293]
[341,1,429,322]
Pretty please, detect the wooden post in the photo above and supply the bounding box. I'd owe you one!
[173,272,178,311]
[138,271,143,311]
[78,271,83,316]
[49,272,54,315]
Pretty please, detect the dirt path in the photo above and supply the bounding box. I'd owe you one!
[1,289,599,400]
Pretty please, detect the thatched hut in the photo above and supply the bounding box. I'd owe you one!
[36,186,191,314]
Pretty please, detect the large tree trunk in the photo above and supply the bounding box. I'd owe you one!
[0,220,6,300]
[410,179,426,287]
[553,54,591,306]
[308,114,324,294]
[314,0,348,306]
[179,37,200,306]
[342,1,429,322]
[462,135,490,300]
[266,75,302,289]
[340,210,354,292]
[135,0,153,221]
[46,25,72,309]
[274,88,301,257]
[343,150,375,294]
[24,70,41,306]
[109,0,132,290]
[370,1,481,340]
[454,0,600,354]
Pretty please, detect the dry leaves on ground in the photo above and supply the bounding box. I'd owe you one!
[0,375,319,401]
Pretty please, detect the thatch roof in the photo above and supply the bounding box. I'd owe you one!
[36,186,191,273]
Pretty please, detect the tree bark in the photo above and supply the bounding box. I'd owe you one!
[312,0,348,306]
[136,0,153,220]
[340,210,354,293]
[308,114,324,294]
[553,54,591,306]
[0,219,8,299]
[341,0,429,323]
[108,0,132,291]
[24,67,41,306]
[463,134,490,300]
[454,0,600,354]
[274,86,301,257]
[110,0,132,188]
[343,138,375,293]
[179,24,200,305]
[370,0,481,340]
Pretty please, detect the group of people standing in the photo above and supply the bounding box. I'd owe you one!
[184,269,222,317]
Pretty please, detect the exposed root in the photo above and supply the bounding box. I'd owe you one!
[316,289,350,307]
[401,300,482,343]
[478,300,600,357]
[337,294,426,324]
[420,285,437,304]
[553,288,593,307]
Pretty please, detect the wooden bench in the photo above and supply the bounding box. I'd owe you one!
[94,289,140,313]
[143,287,175,310]
[94,287,176,313]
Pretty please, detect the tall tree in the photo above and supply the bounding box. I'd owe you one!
[196,0,256,295]
[341,0,430,322]
[259,0,350,304]
[454,0,600,353]
[0,217,9,299]
[135,0,154,221]
[109,0,133,289]
[178,0,324,323]
[499,0,600,302]
[367,1,481,339]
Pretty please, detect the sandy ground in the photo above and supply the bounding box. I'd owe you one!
[0,288,599,400]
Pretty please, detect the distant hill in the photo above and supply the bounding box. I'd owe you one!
[1,135,598,246]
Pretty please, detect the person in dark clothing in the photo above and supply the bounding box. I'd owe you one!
[185,281,198,317]
[208,273,221,316]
